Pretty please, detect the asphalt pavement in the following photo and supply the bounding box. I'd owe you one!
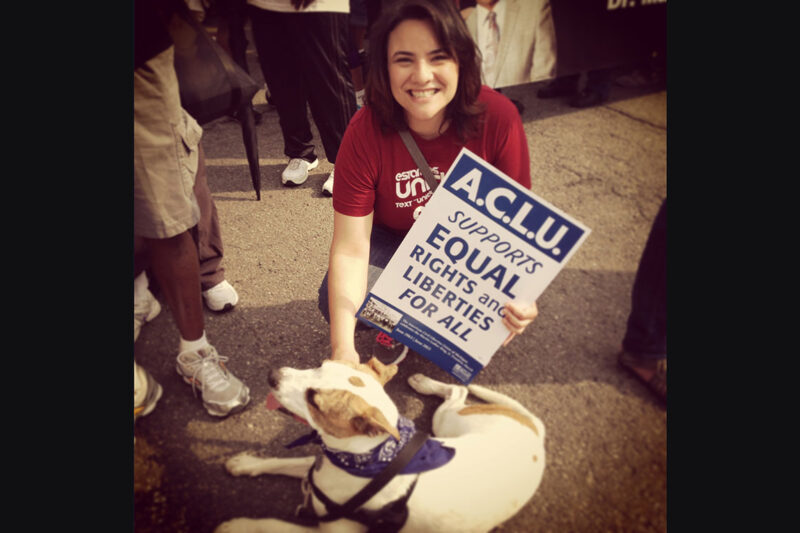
[133,44,667,533]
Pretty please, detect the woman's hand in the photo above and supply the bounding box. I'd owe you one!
[501,301,539,347]
[331,346,361,365]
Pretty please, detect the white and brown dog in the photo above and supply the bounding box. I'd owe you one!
[216,358,545,533]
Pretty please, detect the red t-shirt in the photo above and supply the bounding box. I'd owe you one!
[332,85,531,234]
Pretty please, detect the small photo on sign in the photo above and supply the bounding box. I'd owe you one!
[359,296,404,333]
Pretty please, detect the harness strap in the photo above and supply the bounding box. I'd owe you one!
[398,129,440,192]
[307,430,429,522]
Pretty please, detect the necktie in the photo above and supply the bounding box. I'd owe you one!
[484,10,500,73]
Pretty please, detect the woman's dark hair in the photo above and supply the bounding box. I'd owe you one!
[364,0,485,141]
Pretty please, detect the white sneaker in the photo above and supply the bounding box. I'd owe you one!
[322,168,334,196]
[134,287,161,342]
[202,280,239,312]
[134,361,163,421]
[281,157,319,185]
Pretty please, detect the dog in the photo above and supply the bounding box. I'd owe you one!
[215,357,545,533]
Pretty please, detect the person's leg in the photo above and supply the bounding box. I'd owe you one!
[135,45,249,417]
[348,8,367,107]
[622,200,666,358]
[191,144,239,311]
[216,1,264,123]
[226,0,251,74]
[135,141,230,305]
[146,230,205,344]
[570,67,619,107]
[134,45,204,341]
[585,68,614,99]
[248,6,316,162]
[134,236,149,280]
[536,73,579,98]
[619,200,666,400]
[146,230,251,416]
[297,12,357,165]
[191,144,225,291]
[134,237,162,342]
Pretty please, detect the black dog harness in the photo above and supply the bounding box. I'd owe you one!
[297,430,431,532]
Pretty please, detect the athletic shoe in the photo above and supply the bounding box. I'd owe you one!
[176,345,250,417]
[373,331,408,365]
[134,287,161,342]
[322,168,334,196]
[202,280,239,312]
[281,157,319,186]
[134,361,163,421]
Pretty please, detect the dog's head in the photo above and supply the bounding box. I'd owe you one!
[269,358,401,447]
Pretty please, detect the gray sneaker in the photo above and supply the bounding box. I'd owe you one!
[176,345,250,417]
[281,157,319,185]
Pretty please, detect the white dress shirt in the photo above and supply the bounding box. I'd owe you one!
[246,0,349,13]
[475,1,507,81]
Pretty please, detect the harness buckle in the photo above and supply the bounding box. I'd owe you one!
[295,476,317,520]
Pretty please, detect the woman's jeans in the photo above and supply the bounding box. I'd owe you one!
[317,224,405,326]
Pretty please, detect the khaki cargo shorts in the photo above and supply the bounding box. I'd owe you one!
[134,45,202,239]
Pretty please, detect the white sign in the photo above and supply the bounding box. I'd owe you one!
[357,149,591,383]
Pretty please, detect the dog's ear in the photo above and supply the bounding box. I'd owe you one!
[365,357,398,386]
[352,406,401,440]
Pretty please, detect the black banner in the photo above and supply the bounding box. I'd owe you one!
[550,0,666,78]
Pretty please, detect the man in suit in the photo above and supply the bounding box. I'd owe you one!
[465,0,557,89]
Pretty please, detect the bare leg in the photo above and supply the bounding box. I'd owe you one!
[145,230,204,341]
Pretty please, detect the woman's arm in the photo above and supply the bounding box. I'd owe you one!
[328,210,374,363]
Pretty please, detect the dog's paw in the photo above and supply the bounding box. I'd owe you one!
[225,453,270,477]
[408,373,438,394]
[216,517,309,533]
[214,518,258,533]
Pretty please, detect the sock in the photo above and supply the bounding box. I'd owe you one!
[179,331,209,354]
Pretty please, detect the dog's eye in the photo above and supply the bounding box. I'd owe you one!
[305,389,319,410]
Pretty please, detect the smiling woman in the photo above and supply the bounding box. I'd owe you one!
[387,18,459,139]
[316,0,540,367]
[366,0,485,142]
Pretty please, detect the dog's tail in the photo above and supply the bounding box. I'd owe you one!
[466,384,544,436]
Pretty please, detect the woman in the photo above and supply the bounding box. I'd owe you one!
[318,0,538,365]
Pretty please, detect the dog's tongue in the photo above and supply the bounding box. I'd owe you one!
[265,392,309,426]
[265,392,282,410]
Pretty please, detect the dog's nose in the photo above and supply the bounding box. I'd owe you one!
[268,368,282,389]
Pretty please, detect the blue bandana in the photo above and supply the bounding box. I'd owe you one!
[286,416,455,478]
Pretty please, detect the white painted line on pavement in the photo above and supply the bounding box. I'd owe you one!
[205,158,287,167]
